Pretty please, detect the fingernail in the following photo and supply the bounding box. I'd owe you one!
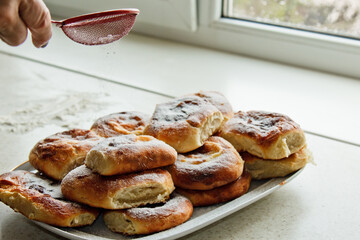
[40,42,48,48]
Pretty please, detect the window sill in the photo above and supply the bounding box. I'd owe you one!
[0,30,359,145]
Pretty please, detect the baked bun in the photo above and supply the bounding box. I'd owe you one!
[143,96,224,153]
[29,129,102,180]
[61,166,175,209]
[103,194,193,235]
[90,111,150,137]
[176,171,251,207]
[85,134,177,176]
[219,111,306,159]
[167,136,244,190]
[187,91,233,121]
[242,146,311,180]
[0,170,99,227]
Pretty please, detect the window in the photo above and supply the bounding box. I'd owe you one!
[223,0,360,40]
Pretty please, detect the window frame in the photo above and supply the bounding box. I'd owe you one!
[205,0,360,79]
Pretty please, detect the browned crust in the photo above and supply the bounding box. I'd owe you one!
[28,129,102,180]
[104,194,193,235]
[85,134,177,176]
[90,111,150,137]
[176,171,251,207]
[0,170,99,227]
[61,166,174,209]
[219,111,306,159]
[241,147,310,179]
[143,95,223,153]
[190,91,234,121]
[167,136,244,190]
[147,96,219,128]
[144,121,196,149]
[220,111,301,146]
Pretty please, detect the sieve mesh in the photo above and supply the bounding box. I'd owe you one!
[59,13,138,45]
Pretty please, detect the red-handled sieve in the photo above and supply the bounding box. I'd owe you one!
[51,9,139,45]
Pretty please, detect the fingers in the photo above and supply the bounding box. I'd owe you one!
[19,0,52,48]
[0,0,52,48]
[0,0,28,46]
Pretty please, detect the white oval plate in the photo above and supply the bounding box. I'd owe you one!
[14,162,304,240]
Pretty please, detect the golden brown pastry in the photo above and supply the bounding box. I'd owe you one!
[176,171,251,207]
[90,111,150,137]
[167,136,244,190]
[242,146,312,180]
[29,129,102,180]
[143,95,224,153]
[85,134,177,176]
[103,194,193,235]
[0,170,99,227]
[61,166,175,209]
[219,111,306,159]
[186,91,233,121]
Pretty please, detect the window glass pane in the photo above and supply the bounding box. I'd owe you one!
[223,0,360,39]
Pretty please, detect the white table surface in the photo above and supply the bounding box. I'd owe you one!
[0,31,359,240]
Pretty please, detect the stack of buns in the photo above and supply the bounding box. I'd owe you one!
[168,136,251,207]
[1,111,193,235]
[143,92,252,206]
[0,91,312,236]
[218,110,312,180]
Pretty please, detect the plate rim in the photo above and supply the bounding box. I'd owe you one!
[12,161,304,240]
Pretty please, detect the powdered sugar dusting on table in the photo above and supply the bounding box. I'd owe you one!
[0,92,109,133]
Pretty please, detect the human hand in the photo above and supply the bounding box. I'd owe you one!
[0,0,52,48]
